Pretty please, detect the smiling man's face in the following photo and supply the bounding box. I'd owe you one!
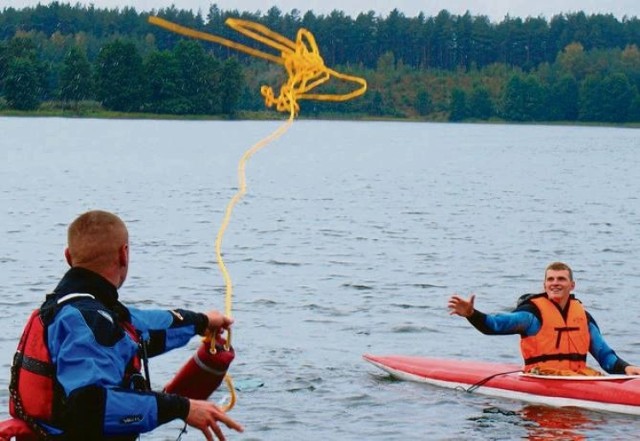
[544,268,575,308]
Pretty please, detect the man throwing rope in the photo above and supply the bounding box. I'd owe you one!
[3,210,243,441]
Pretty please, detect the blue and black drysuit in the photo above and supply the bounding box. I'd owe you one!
[466,293,631,374]
[44,266,210,440]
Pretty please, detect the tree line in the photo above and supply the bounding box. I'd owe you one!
[0,2,639,122]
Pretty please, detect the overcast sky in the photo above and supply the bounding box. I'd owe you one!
[3,0,639,21]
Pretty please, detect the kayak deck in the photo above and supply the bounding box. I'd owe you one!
[363,354,640,415]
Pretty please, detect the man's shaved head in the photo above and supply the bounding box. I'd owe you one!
[67,210,128,271]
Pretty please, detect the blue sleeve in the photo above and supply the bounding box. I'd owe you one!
[129,307,208,356]
[48,304,188,437]
[588,317,630,374]
[467,309,540,336]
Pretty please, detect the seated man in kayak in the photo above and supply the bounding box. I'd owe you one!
[4,210,243,441]
[448,261,640,376]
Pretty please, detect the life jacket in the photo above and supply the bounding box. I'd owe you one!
[520,295,590,373]
[8,294,147,439]
[9,306,63,440]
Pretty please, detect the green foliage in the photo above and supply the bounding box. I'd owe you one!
[501,74,548,121]
[95,39,145,112]
[1,4,640,122]
[548,75,579,121]
[6,35,39,60]
[5,57,41,110]
[449,88,467,121]
[144,50,180,114]
[366,91,385,116]
[521,76,548,120]
[172,40,221,115]
[629,94,640,121]
[598,73,634,122]
[579,72,635,122]
[621,45,640,90]
[2,36,48,110]
[579,75,604,121]
[468,85,494,119]
[142,41,243,116]
[0,42,7,94]
[501,75,526,121]
[577,73,633,122]
[60,46,93,103]
[414,88,432,116]
[220,58,243,116]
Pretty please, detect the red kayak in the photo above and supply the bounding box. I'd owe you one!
[363,354,640,415]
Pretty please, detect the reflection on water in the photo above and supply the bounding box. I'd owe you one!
[473,405,605,441]
[519,405,603,441]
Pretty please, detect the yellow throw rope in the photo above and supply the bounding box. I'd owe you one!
[148,15,367,412]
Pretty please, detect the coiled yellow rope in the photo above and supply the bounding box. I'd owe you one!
[148,16,367,114]
[148,14,367,412]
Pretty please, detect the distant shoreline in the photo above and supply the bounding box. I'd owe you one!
[1,109,638,129]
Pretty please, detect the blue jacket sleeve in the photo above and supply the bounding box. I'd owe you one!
[467,309,540,336]
[587,315,630,374]
[47,304,189,437]
[129,307,208,357]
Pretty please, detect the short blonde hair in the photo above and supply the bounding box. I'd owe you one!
[67,210,128,268]
[545,261,573,281]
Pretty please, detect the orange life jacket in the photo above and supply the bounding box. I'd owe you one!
[520,295,590,372]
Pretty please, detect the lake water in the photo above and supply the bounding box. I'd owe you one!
[1,117,639,440]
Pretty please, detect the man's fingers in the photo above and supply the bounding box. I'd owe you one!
[210,421,226,441]
[217,412,244,432]
[200,427,214,441]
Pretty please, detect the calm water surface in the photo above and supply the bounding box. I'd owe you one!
[1,117,639,440]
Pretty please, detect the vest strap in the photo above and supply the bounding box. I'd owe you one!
[554,326,580,348]
[13,352,55,378]
[524,352,587,366]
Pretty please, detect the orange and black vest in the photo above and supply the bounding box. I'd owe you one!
[520,295,590,372]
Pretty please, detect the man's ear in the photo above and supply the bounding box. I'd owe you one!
[64,248,73,267]
[118,243,129,267]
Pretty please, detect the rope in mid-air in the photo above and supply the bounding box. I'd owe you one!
[148,14,367,412]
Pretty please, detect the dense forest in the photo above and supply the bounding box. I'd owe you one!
[1,2,639,123]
